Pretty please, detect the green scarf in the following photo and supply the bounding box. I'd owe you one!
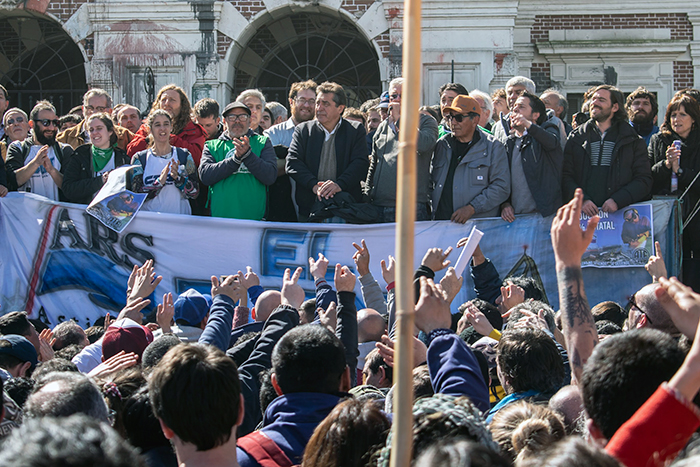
[91,145,114,173]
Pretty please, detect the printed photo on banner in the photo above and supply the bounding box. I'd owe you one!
[580,203,654,268]
[86,165,146,233]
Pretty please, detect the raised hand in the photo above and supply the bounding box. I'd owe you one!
[352,239,370,277]
[319,302,338,333]
[117,297,151,324]
[308,253,330,281]
[458,301,495,336]
[645,241,668,282]
[156,292,175,333]
[380,255,396,286]
[128,260,162,304]
[88,351,139,378]
[551,188,599,270]
[414,276,451,334]
[210,275,242,302]
[375,334,427,369]
[334,264,357,293]
[421,246,453,272]
[440,267,463,304]
[500,281,525,317]
[280,267,305,310]
[238,266,260,289]
[656,277,700,339]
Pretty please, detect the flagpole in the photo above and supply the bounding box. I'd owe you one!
[390,0,421,464]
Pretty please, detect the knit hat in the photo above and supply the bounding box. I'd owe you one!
[0,334,38,369]
[376,394,500,466]
[173,289,212,327]
[102,318,154,361]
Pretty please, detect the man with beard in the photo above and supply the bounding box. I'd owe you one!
[6,100,73,201]
[562,85,652,216]
[626,87,659,146]
[265,80,318,147]
[199,101,276,220]
[264,80,318,221]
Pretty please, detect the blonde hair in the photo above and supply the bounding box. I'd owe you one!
[489,401,565,464]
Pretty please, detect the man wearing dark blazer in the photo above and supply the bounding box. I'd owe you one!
[286,81,369,221]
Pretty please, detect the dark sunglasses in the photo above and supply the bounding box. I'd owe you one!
[35,118,60,127]
[445,113,475,123]
[5,116,25,126]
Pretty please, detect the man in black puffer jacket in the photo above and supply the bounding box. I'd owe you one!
[562,85,652,217]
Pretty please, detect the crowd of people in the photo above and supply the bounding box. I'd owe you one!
[1,76,700,466]
[0,188,700,467]
[0,77,698,281]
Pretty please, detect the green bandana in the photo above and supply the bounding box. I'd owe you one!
[91,145,114,173]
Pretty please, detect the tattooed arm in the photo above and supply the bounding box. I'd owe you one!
[551,188,600,384]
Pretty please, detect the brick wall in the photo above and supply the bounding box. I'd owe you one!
[217,33,233,60]
[674,61,694,91]
[531,13,693,43]
[227,0,265,20]
[375,32,390,59]
[531,62,551,91]
[81,34,94,60]
[47,0,87,23]
[341,0,375,17]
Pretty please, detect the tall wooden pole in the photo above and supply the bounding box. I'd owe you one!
[390,0,421,465]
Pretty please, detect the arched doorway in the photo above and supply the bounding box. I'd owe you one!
[234,13,381,108]
[0,10,87,115]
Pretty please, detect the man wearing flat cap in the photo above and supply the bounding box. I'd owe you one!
[430,95,510,223]
[199,101,277,220]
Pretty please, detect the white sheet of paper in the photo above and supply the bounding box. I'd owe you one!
[453,226,484,279]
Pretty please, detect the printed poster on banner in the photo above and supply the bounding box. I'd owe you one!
[86,165,146,233]
[580,203,654,268]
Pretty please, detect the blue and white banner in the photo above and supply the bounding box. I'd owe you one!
[0,193,679,327]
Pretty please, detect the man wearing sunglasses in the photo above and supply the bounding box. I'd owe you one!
[430,95,510,223]
[199,101,277,220]
[364,77,438,222]
[6,100,74,201]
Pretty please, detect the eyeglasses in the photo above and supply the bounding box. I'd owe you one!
[85,106,108,113]
[35,119,60,127]
[295,97,316,106]
[445,113,476,123]
[626,294,653,325]
[225,114,250,123]
[5,116,25,126]
[390,94,401,101]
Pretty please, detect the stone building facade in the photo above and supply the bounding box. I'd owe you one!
[1,0,698,121]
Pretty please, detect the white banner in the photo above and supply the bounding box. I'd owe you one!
[0,193,677,327]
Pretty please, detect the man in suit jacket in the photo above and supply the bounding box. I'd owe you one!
[286,81,369,221]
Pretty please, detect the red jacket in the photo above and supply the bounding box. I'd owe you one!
[126,120,206,165]
[606,383,700,467]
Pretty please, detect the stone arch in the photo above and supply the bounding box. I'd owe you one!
[0,9,87,115]
[223,4,384,108]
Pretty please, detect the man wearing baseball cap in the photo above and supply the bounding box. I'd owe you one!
[430,95,510,223]
[199,101,277,220]
[0,334,38,379]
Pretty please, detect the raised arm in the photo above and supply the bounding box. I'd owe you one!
[551,188,599,384]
